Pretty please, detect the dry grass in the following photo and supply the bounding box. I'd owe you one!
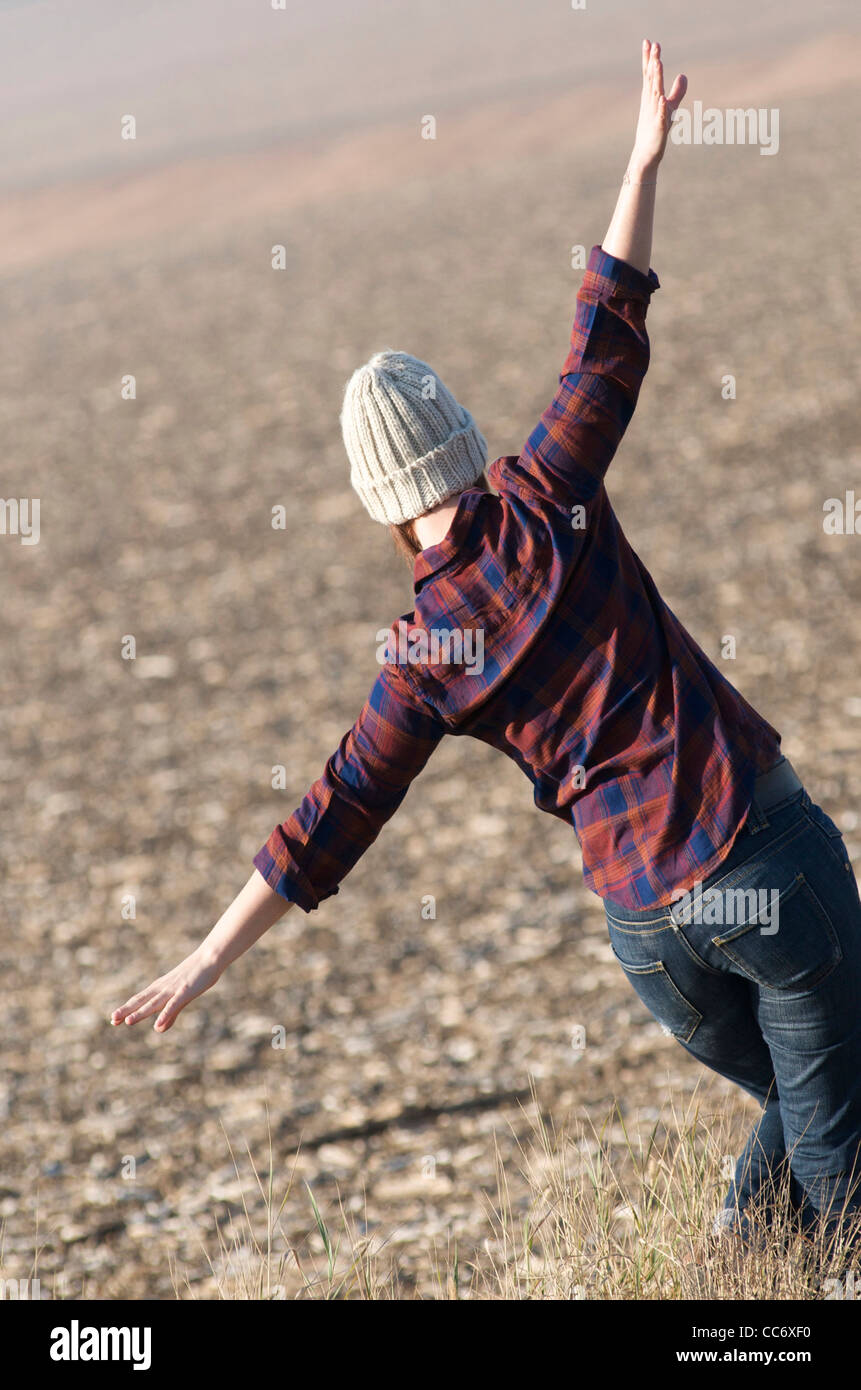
[161,1088,860,1301]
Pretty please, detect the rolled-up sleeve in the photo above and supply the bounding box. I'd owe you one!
[492,245,660,509]
[252,662,447,911]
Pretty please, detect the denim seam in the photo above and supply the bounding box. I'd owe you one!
[604,915,673,933]
[671,923,727,978]
[803,805,853,874]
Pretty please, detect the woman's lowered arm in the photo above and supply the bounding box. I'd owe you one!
[602,40,687,274]
[111,663,446,1032]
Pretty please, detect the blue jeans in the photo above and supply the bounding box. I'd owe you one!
[603,777,861,1242]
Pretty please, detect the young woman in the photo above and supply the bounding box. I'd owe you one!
[112,42,861,1251]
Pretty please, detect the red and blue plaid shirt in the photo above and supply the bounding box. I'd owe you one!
[254,245,781,911]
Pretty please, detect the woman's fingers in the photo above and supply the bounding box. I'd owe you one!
[111,986,160,1024]
[111,949,219,1033]
[643,39,655,80]
[644,41,687,117]
[633,38,687,161]
[122,992,168,1026]
[154,987,190,1032]
[111,985,180,1030]
[666,73,688,113]
[153,1003,177,1032]
[643,40,663,90]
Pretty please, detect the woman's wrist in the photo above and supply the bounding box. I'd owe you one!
[197,870,293,977]
[625,151,660,183]
[196,938,227,976]
[603,145,659,273]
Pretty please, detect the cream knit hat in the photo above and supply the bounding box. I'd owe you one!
[340,349,488,525]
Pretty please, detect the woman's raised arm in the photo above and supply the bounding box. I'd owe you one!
[602,40,687,275]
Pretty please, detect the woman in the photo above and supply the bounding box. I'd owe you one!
[112,43,861,1251]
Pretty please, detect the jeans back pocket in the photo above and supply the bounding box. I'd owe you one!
[709,872,842,991]
[608,940,702,1043]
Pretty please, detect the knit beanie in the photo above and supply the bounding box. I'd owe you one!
[341,349,488,525]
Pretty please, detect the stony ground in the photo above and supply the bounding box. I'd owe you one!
[1,50,860,1297]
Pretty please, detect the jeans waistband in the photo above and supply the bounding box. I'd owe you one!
[750,754,802,812]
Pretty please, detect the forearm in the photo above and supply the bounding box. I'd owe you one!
[198,868,292,974]
[253,667,447,911]
[601,153,658,276]
[601,38,686,275]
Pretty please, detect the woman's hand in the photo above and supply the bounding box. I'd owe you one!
[110,947,223,1032]
[109,870,292,1034]
[631,39,687,174]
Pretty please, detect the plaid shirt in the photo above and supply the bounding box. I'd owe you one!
[254,245,781,911]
